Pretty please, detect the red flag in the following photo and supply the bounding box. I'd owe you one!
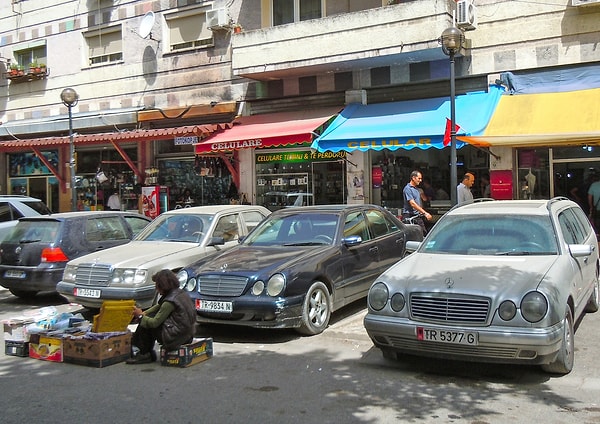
[443,118,461,146]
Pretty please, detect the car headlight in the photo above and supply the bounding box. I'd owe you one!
[63,264,77,283]
[368,282,389,311]
[521,291,548,323]
[266,274,285,296]
[251,280,265,295]
[111,269,148,286]
[177,269,189,289]
[184,277,197,292]
[498,300,517,321]
[390,293,406,312]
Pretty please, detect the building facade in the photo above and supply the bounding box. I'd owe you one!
[1,0,600,213]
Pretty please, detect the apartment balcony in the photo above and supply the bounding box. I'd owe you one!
[232,1,455,81]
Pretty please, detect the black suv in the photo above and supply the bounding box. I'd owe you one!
[0,211,151,298]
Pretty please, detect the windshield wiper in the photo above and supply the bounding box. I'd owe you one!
[495,250,531,256]
[19,239,41,244]
[283,242,326,246]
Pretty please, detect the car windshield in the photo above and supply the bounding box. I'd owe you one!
[243,213,338,246]
[421,214,558,255]
[136,214,213,243]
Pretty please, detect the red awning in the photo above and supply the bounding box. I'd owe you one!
[0,124,231,151]
[194,108,341,154]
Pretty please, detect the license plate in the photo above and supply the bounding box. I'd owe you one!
[4,270,26,279]
[196,299,232,313]
[74,288,101,298]
[416,327,478,345]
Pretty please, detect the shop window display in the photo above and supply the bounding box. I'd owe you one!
[158,157,232,207]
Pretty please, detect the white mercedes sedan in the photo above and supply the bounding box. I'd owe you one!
[57,205,269,309]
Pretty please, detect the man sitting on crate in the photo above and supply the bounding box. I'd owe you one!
[127,269,196,365]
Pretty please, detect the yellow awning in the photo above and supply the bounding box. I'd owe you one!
[459,88,600,147]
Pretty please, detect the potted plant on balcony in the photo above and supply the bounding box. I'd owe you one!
[29,61,42,74]
[9,64,19,76]
[232,23,242,34]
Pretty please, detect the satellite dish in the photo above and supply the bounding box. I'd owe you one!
[139,11,155,39]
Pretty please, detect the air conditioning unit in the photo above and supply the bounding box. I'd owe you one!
[206,8,230,30]
[572,0,600,6]
[456,0,477,31]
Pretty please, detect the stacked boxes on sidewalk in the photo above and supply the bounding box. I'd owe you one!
[2,301,135,367]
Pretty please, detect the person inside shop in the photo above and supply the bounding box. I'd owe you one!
[480,173,491,198]
[587,172,600,233]
[457,172,475,205]
[127,269,197,365]
[106,191,121,211]
[402,170,432,236]
[178,188,193,206]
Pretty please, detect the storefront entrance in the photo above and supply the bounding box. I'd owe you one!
[312,161,345,205]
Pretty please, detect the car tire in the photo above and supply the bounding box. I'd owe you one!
[8,289,38,298]
[541,307,574,375]
[296,281,331,336]
[585,279,599,313]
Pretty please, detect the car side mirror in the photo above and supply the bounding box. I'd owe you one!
[405,241,421,253]
[342,235,362,246]
[568,244,593,257]
[207,236,225,246]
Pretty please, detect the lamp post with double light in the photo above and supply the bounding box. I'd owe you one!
[440,26,465,207]
[60,87,79,211]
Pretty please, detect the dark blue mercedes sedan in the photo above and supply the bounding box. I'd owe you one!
[177,204,422,335]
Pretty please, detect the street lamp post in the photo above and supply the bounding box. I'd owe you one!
[60,88,79,211]
[440,26,465,207]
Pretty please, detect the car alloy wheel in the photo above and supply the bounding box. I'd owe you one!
[541,307,574,375]
[297,281,331,336]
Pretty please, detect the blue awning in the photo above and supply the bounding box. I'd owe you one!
[311,85,504,153]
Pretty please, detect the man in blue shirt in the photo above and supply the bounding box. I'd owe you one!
[403,170,432,235]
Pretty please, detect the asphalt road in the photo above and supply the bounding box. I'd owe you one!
[1,288,599,424]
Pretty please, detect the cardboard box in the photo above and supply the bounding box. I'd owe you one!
[62,332,132,368]
[5,340,29,357]
[160,338,213,368]
[28,332,63,362]
[3,318,35,342]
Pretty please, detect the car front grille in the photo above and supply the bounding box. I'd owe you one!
[75,263,112,286]
[198,275,248,296]
[410,294,490,324]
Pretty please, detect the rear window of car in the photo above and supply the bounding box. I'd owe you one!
[86,217,129,241]
[21,201,52,215]
[4,220,60,243]
[124,215,151,236]
[242,210,267,233]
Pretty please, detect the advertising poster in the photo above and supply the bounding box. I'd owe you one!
[142,186,158,218]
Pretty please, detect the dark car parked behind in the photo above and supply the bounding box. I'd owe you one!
[178,204,423,335]
[0,211,151,298]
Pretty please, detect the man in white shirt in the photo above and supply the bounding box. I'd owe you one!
[107,192,121,211]
[457,172,475,205]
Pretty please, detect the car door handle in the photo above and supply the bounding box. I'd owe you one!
[369,246,379,254]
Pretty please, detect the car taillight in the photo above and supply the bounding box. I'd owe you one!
[41,247,69,263]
